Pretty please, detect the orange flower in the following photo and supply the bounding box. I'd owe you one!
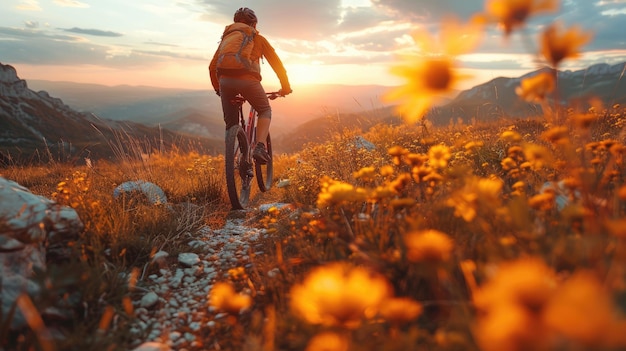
[289,262,392,329]
[305,331,350,351]
[385,18,482,123]
[483,0,558,35]
[208,282,252,315]
[404,229,454,262]
[541,21,593,67]
[516,71,555,102]
[378,297,423,324]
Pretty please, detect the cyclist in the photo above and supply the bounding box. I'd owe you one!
[209,7,292,164]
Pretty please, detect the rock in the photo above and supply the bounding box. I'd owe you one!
[353,135,376,150]
[178,253,200,267]
[131,342,171,351]
[151,250,169,264]
[140,291,159,308]
[113,181,168,206]
[0,176,83,329]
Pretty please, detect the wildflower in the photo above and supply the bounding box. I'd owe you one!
[447,191,479,222]
[501,157,518,171]
[353,166,376,181]
[390,198,417,210]
[406,153,428,167]
[380,165,395,177]
[317,177,367,208]
[305,331,350,351]
[500,130,522,143]
[388,146,409,165]
[541,126,569,144]
[404,229,454,263]
[570,112,596,129]
[473,258,557,351]
[543,271,626,348]
[464,140,484,152]
[482,0,558,35]
[385,18,482,123]
[208,282,252,315]
[289,262,392,328]
[541,21,592,67]
[378,297,423,324]
[516,71,555,102]
[523,143,553,170]
[428,144,452,169]
[446,176,503,222]
[528,192,555,210]
[475,258,558,312]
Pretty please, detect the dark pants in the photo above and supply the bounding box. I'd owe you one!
[219,77,271,129]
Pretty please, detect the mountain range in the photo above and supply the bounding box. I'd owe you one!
[2,61,625,162]
[0,63,221,164]
[428,62,626,125]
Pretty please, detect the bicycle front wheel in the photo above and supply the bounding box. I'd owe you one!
[225,125,252,209]
[255,132,274,192]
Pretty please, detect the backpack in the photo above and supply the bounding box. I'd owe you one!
[216,23,257,75]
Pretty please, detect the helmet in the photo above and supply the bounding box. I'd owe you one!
[234,7,257,25]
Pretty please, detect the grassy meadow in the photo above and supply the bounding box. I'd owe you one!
[3,1,626,350]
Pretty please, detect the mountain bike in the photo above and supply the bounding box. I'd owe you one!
[225,92,282,209]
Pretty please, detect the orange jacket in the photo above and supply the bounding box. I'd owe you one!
[209,27,291,93]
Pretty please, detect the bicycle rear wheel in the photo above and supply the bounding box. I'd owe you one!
[225,125,252,209]
[255,132,273,192]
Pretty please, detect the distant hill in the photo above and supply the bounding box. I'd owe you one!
[0,63,222,164]
[27,80,396,138]
[427,62,626,125]
[275,62,626,152]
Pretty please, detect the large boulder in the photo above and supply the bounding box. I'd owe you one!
[0,176,83,329]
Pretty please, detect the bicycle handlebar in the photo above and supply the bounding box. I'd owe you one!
[231,92,284,105]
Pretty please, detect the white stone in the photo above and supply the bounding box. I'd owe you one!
[140,292,159,308]
[178,252,200,267]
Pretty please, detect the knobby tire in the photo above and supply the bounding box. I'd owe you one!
[255,133,273,192]
[225,125,251,209]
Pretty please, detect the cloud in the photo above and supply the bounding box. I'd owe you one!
[24,21,39,29]
[195,0,344,40]
[53,0,89,8]
[15,0,42,11]
[370,0,483,22]
[62,27,123,37]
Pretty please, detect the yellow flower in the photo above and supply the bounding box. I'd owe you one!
[543,271,625,348]
[378,297,423,324]
[541,21,592,67]
[388,146,409,165]
[483,0,558,35]
[500,130,522,143]
[474,258,558,312]
[523,143,553,170]
[404,229,454,262]
[516,71,555,102]
[305,331,350,351]
[428,144,452,169]
[446,176,503,222]
[541,126,569,144]
[385,18,482,124]
[208,282,252,315]
[353,166,376,181]
[570,112,597,129]
[289,262,392,329]
[317,177,367,208]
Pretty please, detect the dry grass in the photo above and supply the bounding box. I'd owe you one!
[2,1,626,350]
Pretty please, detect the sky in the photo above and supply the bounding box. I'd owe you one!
[1,0,626,91]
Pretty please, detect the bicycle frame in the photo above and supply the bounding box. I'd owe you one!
[225,92,281,209]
